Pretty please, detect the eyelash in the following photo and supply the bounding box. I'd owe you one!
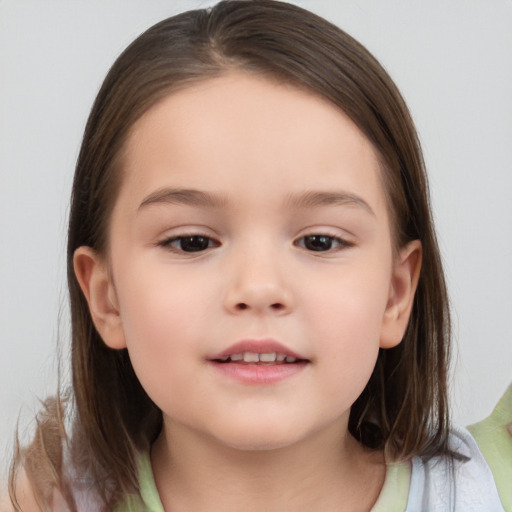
[157,233,220,254]
[293,234,353,252]
[157,232,353,254]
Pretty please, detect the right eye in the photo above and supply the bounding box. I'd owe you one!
[158,235,219,253]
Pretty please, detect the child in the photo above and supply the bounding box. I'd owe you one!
[5,1,511,511]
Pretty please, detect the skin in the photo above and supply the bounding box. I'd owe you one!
[75,72,421,511]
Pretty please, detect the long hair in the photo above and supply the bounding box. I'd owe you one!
[11,1,451,509]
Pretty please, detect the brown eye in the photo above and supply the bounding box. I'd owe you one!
[161,235,217,253]
[295,235,350,252]
[304,235,333,251]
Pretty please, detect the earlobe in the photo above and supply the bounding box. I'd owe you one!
[380,240,422,349]
[73,246,127,350]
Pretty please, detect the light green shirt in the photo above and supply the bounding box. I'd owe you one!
[468,383,512,510]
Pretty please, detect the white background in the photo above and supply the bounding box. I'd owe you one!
[1,0,511,481]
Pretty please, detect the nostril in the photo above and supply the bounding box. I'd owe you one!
[234,302,285,311]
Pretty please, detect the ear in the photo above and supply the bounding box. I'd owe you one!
[380,240,422,349]
[73,246,127,350]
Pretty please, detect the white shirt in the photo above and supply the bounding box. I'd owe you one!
[405,426,504,511]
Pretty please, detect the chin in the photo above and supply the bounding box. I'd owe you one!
[210,420,307,452]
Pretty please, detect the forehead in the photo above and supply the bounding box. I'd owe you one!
[118,72,387,218]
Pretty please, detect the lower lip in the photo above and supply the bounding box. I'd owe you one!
[209,361,308,385]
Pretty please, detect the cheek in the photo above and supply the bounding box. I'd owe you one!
[120,279,190,346]
[302,263,391,392]
[316,301,382,384]
[304,262,391,339]
[112,259,217,399]
[116,254,215,343]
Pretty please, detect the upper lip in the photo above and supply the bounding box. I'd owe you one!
[208,339,308,361]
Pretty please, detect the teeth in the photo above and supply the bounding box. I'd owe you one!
[221,352,299,363]
[243,352,259,363]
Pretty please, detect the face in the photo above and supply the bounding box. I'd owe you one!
[77,73,418,452]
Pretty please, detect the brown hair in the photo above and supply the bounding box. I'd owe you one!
[10,1,451,509]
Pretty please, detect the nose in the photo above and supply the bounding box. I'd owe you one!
[223,247,293,316]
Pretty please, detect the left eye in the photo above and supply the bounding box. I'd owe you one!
[295,234,350,252]
[160,235,218,253]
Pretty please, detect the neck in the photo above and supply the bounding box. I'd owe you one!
[151,418,385,512]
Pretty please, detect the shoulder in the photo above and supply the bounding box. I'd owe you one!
[468,382,512,511]
[4,445,104,512]
[1,470,104,512]
[1,470,80,512]
[407,426,505,511]
[1,469,42,512]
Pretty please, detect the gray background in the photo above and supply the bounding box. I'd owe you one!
[1,0,511,481]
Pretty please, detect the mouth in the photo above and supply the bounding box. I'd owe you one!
[207,339,310,384]
[207,338,309,364]
[213,352,307,365]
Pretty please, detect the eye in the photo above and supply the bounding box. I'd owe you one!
[295,234,351,252]
[159,234,219,253]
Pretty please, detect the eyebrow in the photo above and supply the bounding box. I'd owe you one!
[138,187,228,210]
[138,187,375,216]
[286,190,375,216]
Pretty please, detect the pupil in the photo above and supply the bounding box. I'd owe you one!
[305,235,332,251]
[181,236,209,252]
